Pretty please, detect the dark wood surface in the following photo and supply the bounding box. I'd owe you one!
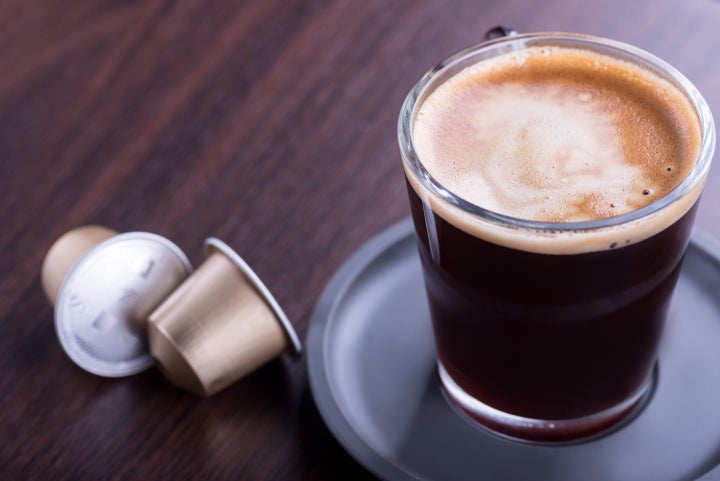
[2,0,720,479]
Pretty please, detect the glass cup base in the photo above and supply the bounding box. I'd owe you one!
[438,362,656,443]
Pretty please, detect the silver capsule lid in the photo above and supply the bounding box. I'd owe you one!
[54,232,192,377]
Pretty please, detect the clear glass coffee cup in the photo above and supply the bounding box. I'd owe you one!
[398,32,715,442]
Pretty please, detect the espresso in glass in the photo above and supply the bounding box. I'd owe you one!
[399,34,715,442]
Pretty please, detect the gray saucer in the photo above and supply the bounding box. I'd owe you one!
[307,218,720,481]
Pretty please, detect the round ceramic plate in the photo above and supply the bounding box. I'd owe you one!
[307,218,720,481]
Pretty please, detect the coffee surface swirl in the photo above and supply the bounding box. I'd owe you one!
[412,46,701,223]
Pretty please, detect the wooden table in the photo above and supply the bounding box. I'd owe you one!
[2,0,719,479]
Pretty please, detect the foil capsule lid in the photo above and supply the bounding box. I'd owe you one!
[47,229,192,377]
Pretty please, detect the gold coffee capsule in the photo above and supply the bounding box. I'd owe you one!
[147,238,302,396]
[41,226,192,377]
[41,225,118,305]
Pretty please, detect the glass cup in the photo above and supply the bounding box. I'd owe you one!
[398,32,715,442]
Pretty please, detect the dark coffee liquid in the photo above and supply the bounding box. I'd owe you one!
[409,186,697,421]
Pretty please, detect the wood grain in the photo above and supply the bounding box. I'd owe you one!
[1,0,719,479]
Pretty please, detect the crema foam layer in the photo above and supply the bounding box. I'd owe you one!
[408,46,704,254]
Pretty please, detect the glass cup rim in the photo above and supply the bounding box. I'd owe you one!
[398,32,716,233]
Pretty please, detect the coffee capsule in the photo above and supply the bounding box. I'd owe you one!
[42,227,192,377]
[42,225,118,305]
[147,237,302,396]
